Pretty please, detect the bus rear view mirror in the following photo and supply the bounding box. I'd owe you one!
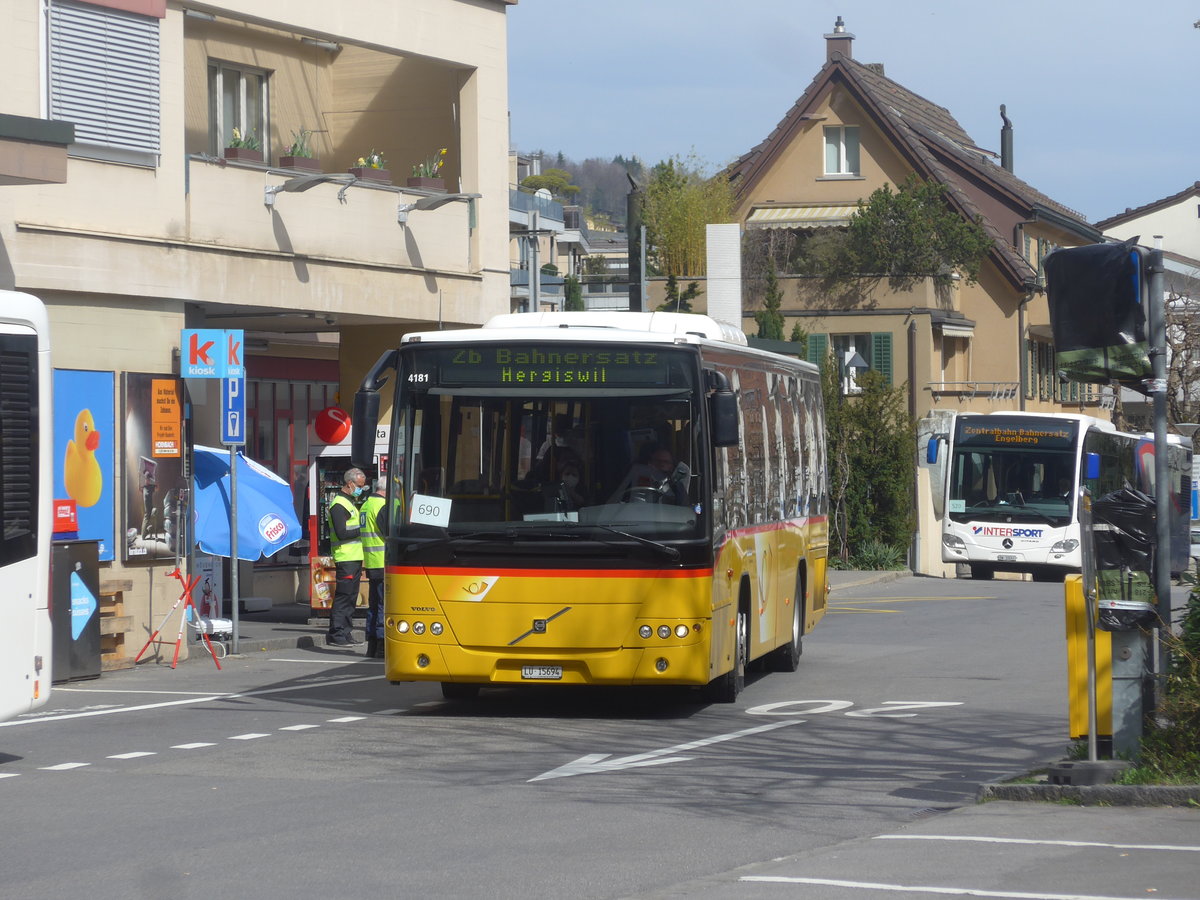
[351,389,379,469]
[1085,451,1100,480]
[926,435,944,464]
[706,370,739,447]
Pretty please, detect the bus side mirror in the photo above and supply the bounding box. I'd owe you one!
[351,389,380,469]
[706,370,739,447]
[926,436,942,465]
[1085,452,1100,480]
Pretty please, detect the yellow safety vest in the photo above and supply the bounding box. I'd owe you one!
[360,494,385,569]
[328,494,364,563]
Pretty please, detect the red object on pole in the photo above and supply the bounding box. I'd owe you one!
[314,406,351,444]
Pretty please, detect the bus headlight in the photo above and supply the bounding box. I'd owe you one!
[430,622,443,636]
[413,622,426,635]
[943,534,965,550]
[639,625,653,639]
[397,620,410,634]
[655,658,669,672]
[1051,538,1079,553]
[675,624,690,638]
[657,625,671,639]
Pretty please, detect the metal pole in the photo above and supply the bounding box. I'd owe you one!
[639,224,648,313]
[230,447,240,654]
[1147,245,1171,691]
[529,211,539,313]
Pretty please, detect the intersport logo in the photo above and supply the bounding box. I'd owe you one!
[972,525,1044,538]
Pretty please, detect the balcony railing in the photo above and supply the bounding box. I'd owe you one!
[927,382,1020,402]
[509,188,564,224]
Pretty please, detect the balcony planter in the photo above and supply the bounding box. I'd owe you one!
[223,147,263,163]
[279,155,321,173]
[406,176,445,191]
[349,166,391,183]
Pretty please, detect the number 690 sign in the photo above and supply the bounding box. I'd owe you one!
[409,493,452,528]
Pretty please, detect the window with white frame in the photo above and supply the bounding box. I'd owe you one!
[47,0,161,164]
[823,125,860,176]
[207,63,269,156]
[832,333,869,394]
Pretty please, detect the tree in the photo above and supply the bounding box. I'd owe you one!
[640,153,734,277]
[789,321,808,355]
[521,168,580,201]
[754,258,785,339]
[656,274,700,313]
[826,175,993,291]
[821,359,915,562]
[564,275,584,311]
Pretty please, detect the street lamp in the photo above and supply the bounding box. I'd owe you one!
[263,173,357,208]
[397,192,481,225]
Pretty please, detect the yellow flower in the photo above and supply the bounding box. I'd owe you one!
[357,157,366,166]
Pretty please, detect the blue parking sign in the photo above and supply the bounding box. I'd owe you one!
[221,377,246,446]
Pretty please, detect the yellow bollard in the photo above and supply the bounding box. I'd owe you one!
[1063,574,1112,740]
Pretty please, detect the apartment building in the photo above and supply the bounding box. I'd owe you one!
[1,0,514,652]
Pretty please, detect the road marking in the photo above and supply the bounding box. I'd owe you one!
[0,773,21,779]
[107,752,156,759]
[530,719,803,782]
[40,762,90,771]
[875,834,1200,853]
[0,675,382,729]
[739,875,1177,899]
[269,658,379,665]
[279,724,319,731]
[229,733,270,740]
[172,742,216,750]
[374,709,405,716]
[55,688,220,696]
[327,716,366,723]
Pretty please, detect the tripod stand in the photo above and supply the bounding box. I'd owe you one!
[134,567,222,670]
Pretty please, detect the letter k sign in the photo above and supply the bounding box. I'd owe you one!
[189,332,214,366]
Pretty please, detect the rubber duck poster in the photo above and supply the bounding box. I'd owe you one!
[121,373,184,562]
[52,369,115,561]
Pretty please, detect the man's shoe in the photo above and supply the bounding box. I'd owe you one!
[327,635,357,646]
[365,638,378,658]
[373,641,385,659]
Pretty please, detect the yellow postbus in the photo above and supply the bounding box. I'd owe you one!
[352,312,828,701]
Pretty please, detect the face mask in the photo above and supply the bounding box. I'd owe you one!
[562,474,579,489]
[352,485,364,498]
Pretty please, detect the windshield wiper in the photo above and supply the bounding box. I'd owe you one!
[562,521,681,561]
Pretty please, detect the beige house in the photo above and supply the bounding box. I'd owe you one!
[721,19,1110,575]
[1,0,514,658]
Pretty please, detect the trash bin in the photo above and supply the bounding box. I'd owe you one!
[51,540,102,682]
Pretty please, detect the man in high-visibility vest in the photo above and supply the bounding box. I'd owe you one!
[326,467,367,646]
[360,477,387,658]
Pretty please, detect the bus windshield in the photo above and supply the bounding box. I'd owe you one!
[947,417,1078,526]
[391,342,703,550]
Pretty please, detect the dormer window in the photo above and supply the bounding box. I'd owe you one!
[824,125,860,176]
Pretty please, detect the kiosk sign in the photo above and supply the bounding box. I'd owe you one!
[182,329,244,379]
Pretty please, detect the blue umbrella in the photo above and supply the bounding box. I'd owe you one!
[192,445,303,560]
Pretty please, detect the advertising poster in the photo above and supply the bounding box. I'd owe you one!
[52,369,116,561]
[122,373,185,562]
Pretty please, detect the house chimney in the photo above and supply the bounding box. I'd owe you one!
[999,104,1013,173]
[825,16,854,61]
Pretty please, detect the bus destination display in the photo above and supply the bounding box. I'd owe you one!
[956,417,1077,449]
[418,344,677,388]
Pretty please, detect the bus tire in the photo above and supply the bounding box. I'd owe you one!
[704,606,747,703]
[440,682,481,700]
[767,575,804,673]
[969,565,995,580]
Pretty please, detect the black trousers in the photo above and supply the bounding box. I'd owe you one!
[328,559,362,639]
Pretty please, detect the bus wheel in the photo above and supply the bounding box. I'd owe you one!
[969,565,995,580]
[704,608,747,703]
[767,591,803,673]
[440,682,481,700]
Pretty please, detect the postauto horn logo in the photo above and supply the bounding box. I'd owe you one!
[259,514,288,544]
[972,525,1044,538]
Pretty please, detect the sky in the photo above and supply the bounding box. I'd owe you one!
[507,0,1199,225]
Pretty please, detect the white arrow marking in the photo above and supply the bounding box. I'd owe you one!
[529,718,803,782]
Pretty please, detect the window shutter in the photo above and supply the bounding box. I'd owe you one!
[806,333,828,367]
[870,332,893,385]
[49,0,161,156]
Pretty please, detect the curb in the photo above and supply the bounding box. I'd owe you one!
[828,569,910,591]
[978,782,1200,807]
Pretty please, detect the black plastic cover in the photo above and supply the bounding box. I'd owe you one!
[1044,239,1150,389]
[1091,486,1157,631]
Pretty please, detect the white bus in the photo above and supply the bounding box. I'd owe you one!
[0,291,53,721]
[929,411,1190,581]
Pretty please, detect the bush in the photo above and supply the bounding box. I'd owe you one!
[849,539,907,571]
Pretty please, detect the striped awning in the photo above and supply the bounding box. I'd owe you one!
[745,205,856,230]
